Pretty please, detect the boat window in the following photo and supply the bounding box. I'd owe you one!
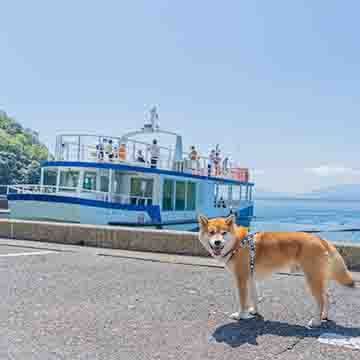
[248,186,252,201]
[112,171,124,194]
[130,178,153,206]
[162,179,174,211]
[214,184,229,208]
[43,168,57,187]
[99,169,109,193]
[186,182,196,210]
[83,171,97,191]
[59,168,79,191]
[232,186,241,201]
[175,181,186,211]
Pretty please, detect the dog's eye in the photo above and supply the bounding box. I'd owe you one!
[222,231,227,236]
[209,230,216,236]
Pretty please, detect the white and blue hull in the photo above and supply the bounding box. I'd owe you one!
[8,194,253,231]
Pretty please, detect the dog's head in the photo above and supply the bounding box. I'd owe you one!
[198,214,247,258]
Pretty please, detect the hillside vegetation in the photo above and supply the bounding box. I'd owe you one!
[0,110,49,188]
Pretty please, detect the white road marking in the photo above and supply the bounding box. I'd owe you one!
[319,333,360,350]
[0,251,55,257]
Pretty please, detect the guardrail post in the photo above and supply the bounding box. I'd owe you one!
[77,136,81,161]
[40,168,44,192]
[56,168,61,192]
[108,169,113,202]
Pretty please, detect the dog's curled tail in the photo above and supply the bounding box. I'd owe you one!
[323,240,355,288]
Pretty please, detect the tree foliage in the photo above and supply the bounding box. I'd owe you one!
[0,110,49,185]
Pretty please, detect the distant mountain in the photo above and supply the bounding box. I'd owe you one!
[254,184,360,201]
[301,184,360,201]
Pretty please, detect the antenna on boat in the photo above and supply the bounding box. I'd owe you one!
[143,106,160,132]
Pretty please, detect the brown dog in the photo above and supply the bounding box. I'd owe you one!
[198,214,355,327]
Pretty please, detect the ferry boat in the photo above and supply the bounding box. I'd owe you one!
[7,108,254,231]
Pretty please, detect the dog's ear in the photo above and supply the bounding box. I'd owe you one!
[198,214,209,228]
[225,214,236,228]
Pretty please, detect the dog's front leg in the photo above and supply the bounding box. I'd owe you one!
[230,277,255,320]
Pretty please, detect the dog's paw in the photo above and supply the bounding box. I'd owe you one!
[249,309,263,319]
[248,307,258,315]
[230,312,242,320]
[230,311,256,320]
[307,318,322,328]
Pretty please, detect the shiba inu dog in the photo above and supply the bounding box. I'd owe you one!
[198,214,355,327]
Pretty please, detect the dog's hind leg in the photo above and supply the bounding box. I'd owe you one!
[248,278,261,316]
[303,264,329,328]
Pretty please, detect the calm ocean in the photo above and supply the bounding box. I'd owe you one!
[251,199,360,244]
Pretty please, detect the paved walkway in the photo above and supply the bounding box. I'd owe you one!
[0,238,360,359]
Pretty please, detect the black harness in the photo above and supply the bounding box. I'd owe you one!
[224,233,257,274]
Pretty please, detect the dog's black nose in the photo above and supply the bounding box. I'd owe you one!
[214,240,221,247]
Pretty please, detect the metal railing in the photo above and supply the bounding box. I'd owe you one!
[7,184,153,206]
[53,134,250,182]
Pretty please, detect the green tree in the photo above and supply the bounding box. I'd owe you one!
[0,110,50,185]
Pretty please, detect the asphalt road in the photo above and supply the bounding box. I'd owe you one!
[0,240,360,360]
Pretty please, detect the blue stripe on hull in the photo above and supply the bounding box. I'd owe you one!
[7,193,161,223]
[8,194,253,231]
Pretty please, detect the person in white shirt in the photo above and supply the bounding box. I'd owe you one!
[113,142,119,160]
[208,149,216,176]
[96,139,104,161]
[149,139,160,168]
[105,139,114,161]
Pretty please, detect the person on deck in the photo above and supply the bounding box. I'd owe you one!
[149,139,160,168]
[208,149,216,176]
[113,142,119,160]
[105,139,114,161]
[222,156,230,175]
[189,146,198,160]
[118,143,127,161]
[136,149,146,163]
[96,139,105,161]
[214,150,222,176]
[189,146,200,173]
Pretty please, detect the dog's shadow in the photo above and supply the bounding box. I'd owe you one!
[212,318,360,348]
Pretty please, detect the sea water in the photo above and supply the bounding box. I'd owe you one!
[251,199,360,244]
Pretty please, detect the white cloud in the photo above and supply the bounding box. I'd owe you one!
[307,165,360,177]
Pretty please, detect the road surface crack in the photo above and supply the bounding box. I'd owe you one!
[274,336,306,358]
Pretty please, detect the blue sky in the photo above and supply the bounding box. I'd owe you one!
[1,0,360,193]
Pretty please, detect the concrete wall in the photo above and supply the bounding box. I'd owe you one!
[1,219,360,269]
[0,199,8,209]
[0,219,207,257]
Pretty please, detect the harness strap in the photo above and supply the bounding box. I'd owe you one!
[225,233,257,274]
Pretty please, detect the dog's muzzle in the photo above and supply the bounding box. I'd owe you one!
[209,241,224,256]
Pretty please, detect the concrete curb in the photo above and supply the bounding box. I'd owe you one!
[1,219,360,270]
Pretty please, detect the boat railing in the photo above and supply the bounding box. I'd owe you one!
[7,185,153,207]
[55,134,174,164]
[54,134,250,182]
[7,184,76,194]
